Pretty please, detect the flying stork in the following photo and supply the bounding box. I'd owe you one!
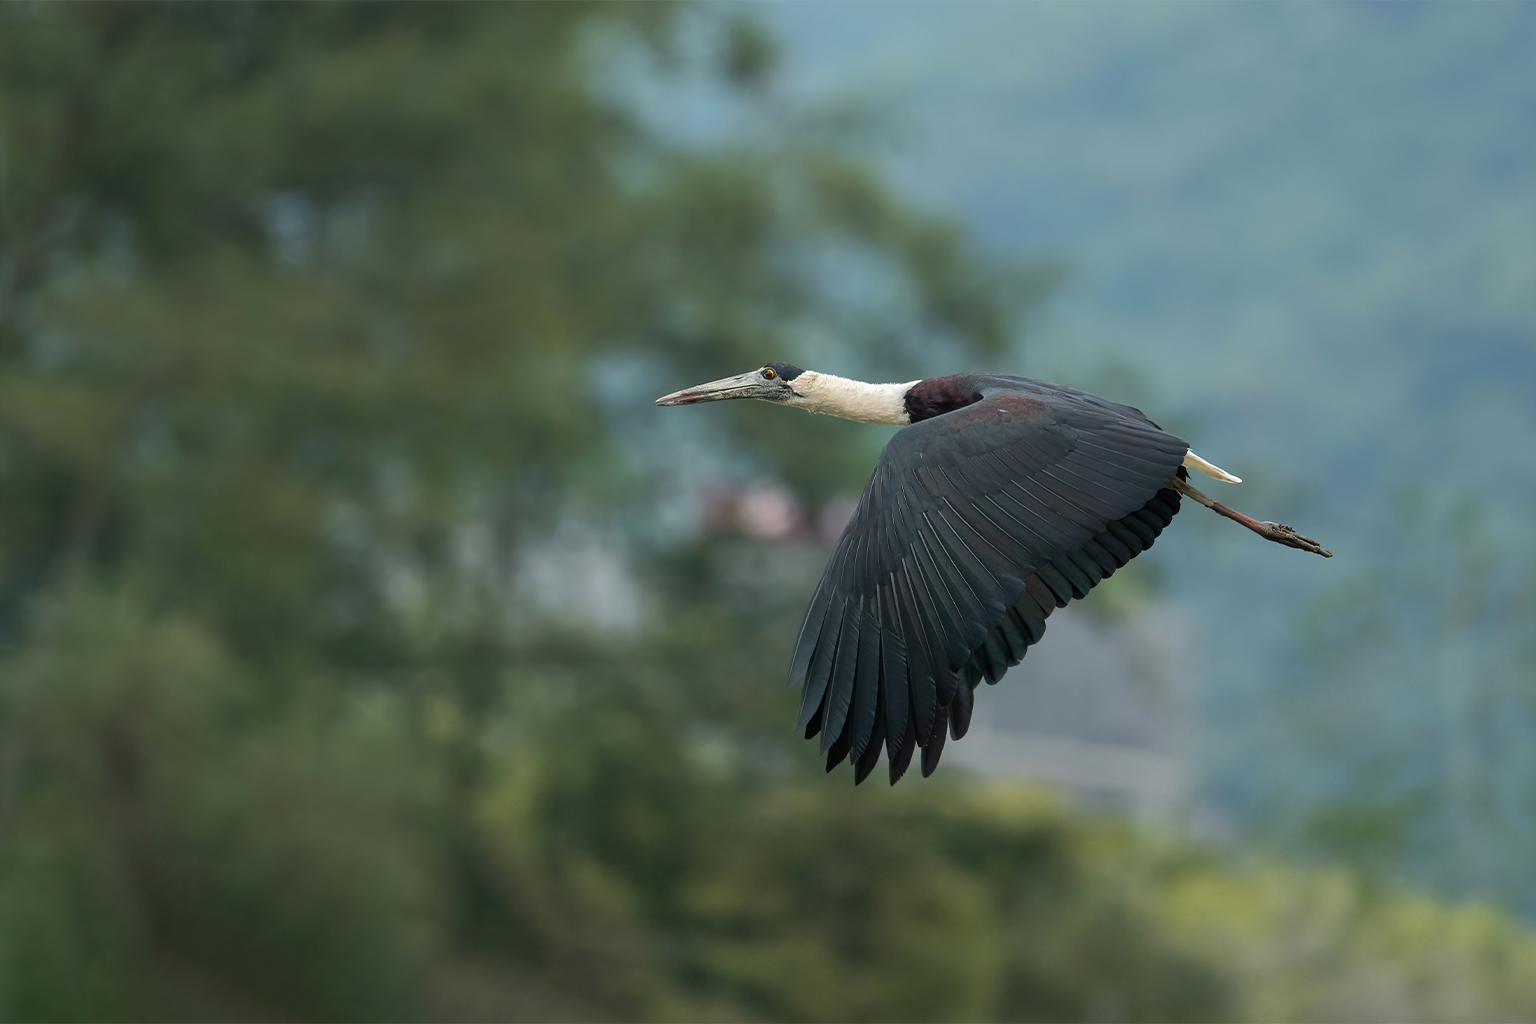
[657,364,1330,785]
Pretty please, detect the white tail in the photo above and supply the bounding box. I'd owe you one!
[1183,451,1241,484]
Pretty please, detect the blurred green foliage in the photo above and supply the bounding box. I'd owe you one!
[2,4,1536,1021]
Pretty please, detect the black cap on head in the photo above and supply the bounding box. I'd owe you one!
[764,362,805,381]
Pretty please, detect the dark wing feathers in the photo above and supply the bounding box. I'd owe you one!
[824,726,850,773]
[853,686,887,784]
[888,713,917,785]
[996,608,1031,663]
[848,597,883,759]
[949,680,975,740]
[878,586,910,758]
[920,703,949,778]
[793,374,1188,783]
[802,702,823,741]
[793,580,838,731]
[820,601,861,754]
[892,568,939,746]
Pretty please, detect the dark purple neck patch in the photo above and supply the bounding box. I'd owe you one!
[904,375,983,423]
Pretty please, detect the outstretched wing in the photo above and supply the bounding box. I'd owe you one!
[789,376,1188,784]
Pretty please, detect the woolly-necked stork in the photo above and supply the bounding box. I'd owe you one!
[657,364,1329,785]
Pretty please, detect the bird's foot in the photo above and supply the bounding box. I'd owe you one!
[1245,518,1332,558]
[1169,477,1333,558]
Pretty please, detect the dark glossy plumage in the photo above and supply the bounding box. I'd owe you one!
[790,374,1189,784]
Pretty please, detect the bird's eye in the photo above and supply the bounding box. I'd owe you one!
[762,367,776,380]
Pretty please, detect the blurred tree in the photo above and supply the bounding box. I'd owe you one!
[1152,856,1536,1023]
[0,3,1049,1018]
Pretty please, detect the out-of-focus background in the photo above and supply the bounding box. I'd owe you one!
[2,3,1534,1021]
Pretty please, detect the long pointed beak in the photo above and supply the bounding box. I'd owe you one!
[656,371,775,406]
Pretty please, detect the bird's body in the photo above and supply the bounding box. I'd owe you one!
[658,363,1327,784]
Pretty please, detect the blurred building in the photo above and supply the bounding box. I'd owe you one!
[946,604,1196,819]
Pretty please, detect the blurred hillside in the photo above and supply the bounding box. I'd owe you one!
[757,1,1536,915]
[3,4,1536,1021]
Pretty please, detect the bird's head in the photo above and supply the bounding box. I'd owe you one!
[657,363,917,425]
[655,362,806,407]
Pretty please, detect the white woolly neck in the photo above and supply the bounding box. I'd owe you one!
[783,371,917,426]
